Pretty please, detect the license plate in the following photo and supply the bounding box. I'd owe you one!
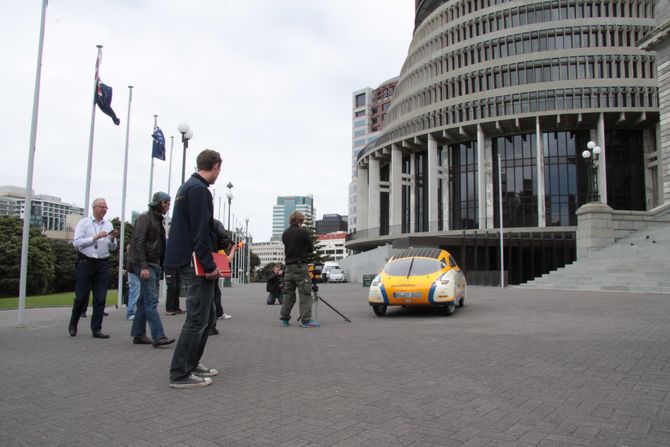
[394,291,421,298]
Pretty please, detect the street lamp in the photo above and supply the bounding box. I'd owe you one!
[178,123,193,184]
[225,181,234,230]
[581,141,602,203]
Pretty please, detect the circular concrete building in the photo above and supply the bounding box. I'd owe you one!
[348,0,665,285]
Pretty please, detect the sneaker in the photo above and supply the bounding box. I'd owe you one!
[279,319,289,327]
[165,311,176,316]
[169,374,212,389]
[299,320,320,328]
[193,362,218,377]
[152,336,176,348]
[221,314,232,320]
[127,315,135,320]
[209,327,219,335]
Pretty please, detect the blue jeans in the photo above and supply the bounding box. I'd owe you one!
[126,272,140,318]
[169,264,216,382]
[69,257,109,333]
[130,265,166,341]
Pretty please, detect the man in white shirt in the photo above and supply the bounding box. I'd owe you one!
[68,198,118,338]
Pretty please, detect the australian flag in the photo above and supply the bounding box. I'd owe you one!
[152,127,166,160]
[95,82,121,125]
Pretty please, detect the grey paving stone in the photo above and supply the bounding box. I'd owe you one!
[1,284,669,446]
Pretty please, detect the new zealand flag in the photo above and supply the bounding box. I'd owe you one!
[152,127,166,160]
[95,82,121,125]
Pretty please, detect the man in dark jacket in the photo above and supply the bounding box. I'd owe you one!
[279,211,319,327]
[165,149,222,389]
[128,191,175,348]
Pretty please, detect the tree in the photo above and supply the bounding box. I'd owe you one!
[303,214,330,265]
[0,215,55,296]
[48,239,78,292]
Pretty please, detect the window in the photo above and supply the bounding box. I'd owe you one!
[355,93,366,108]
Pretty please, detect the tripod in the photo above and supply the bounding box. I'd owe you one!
[311,284,351,323]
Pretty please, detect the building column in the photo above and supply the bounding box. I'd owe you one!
[536,117,546,227]
[356,165,369,232]
[390,144,402,235]
[597,113,608,204]
[477,125,494,229]
[442,146,450,230]
[368,157,380,237]
[409,151,416,232]
[428,134,439,232]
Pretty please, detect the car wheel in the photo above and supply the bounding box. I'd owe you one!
[444,303,456,316]
[372,305,387,317]
[458,297,465,307]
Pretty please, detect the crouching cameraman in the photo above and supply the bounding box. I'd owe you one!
[266,264,284,305]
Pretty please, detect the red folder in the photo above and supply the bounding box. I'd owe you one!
[192,252,231,278]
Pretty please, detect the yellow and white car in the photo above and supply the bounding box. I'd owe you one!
[368,247,466,317]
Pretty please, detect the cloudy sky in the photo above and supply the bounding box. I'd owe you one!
[1,0,414,241]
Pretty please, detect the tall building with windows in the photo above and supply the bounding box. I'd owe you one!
[349,78,398,233]
[0,186,84,232]
[315,214,348,235]
[251,241,285,267]
[271,195,315,241]
[348,0,666,285]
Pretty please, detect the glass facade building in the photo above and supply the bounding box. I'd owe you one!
[348,0,667,285]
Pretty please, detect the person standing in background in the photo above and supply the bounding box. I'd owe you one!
[68,198,118,338]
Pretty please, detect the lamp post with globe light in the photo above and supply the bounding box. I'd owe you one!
[178,123,193,184]
[225,182,234,230]
[582,141,602,203]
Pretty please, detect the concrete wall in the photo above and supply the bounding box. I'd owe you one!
[338,245,398,283]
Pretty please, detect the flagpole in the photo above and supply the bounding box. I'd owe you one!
[17,0,48,327]
[84,44,103,216]
[149,114,158,203]
[118,86,134,309]
[167,136,174,197]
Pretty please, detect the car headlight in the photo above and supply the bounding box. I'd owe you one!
[371,274,382,287]
[435,273,450,285]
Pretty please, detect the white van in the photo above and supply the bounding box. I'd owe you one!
[322,261,345,283]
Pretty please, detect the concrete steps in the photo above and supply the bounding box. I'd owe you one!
[517,223,670,294]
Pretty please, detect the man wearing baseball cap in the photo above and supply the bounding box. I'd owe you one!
[128,191,175,348]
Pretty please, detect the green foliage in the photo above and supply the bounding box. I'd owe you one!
[303,215,330,265]
[250,251,260,271]
[0,215,55,296]
[48,239,78,292]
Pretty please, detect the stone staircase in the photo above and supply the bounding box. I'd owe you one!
[517,223,670,294]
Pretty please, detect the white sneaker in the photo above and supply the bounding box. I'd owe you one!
[169,374,212,389]
[221,314,232,320]
[193,362,218,377]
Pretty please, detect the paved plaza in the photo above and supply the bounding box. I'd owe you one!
[0,283,669,446]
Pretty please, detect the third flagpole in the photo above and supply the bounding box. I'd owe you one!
[149,114,157,203]
[84,44,102,216]
[118,86,134,309]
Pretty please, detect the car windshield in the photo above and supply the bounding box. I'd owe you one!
[384,257,443,276]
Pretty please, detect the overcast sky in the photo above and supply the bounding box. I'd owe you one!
[1,0,414,241]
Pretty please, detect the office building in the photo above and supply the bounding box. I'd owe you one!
[349,78,398,233]
[0,186,84,233]
[348,0,666,285]
[251,241,285,268]
[271,195,315,241]
[316,214,348,235]
[316,232,348,261]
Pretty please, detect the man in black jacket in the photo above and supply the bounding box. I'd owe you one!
[165,149,222,389]
[128,191,175,348]
[279,211,319,327]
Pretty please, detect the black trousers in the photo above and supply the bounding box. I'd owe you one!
[169,265,216,382]
[69,257,109,333]
[165,267,182,312]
